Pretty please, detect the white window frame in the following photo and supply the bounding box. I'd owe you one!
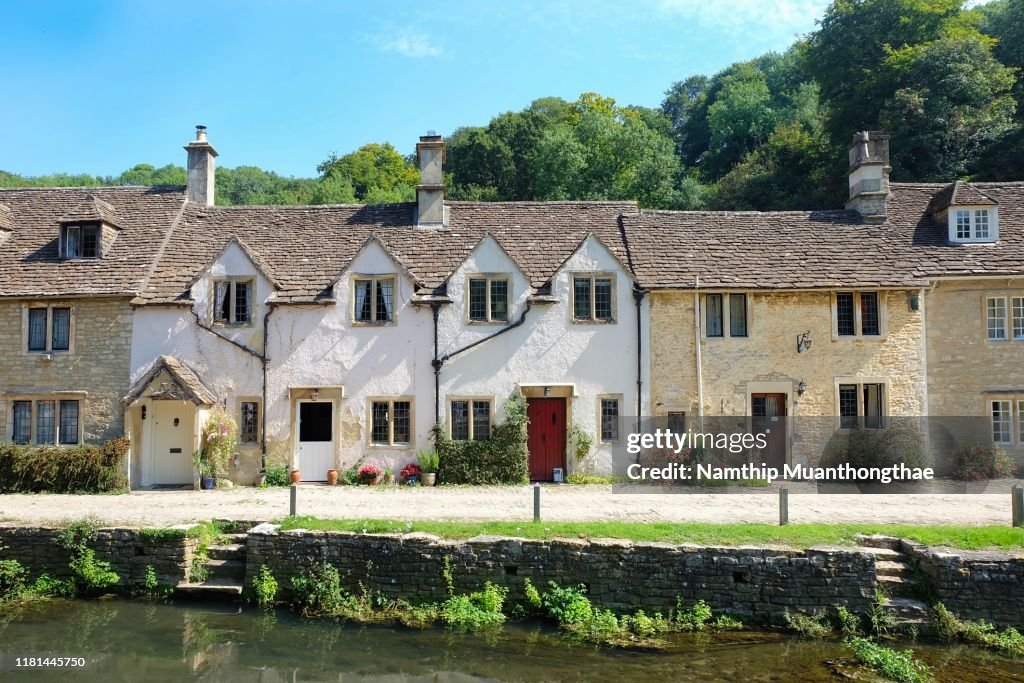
[211,278,254,326]
[991,400,1013,445]
[948,206,998,243]
[466,275,511,324]
[351,274,398,325]
[367,397,414,448]
[448,397,494,441]
[832,291,886,339]
[570,273,617,324]
[986,295,1024,342]
[21,304,75,355]
[702,292,749,339]
[8,396,82,445]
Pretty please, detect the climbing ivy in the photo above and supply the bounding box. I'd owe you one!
[434,393,529,485]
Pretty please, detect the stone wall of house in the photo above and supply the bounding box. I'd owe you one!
[0,297,133,444]
[245,526,878,615]
[925,280,1024,464]
[0,524,198,588]
[648,289,927,466]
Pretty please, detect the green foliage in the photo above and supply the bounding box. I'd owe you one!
[541,582,594,626]
[416,448,439,474]
[189,547,210,583]
[29,573,76,598]
[434,393,529,485]
[0,438,129,493]
[821,422,930,473]
[784,609,833,638]
[139,527,187,541]
[141,565,171,600]
[714,614,744,631]
[845,637,931,683]
[441,582,508,630]
[0,559,27,601]
[835,605,862,635]
[291,562,344,616]
[868,588,897,636]
[674,598,713,631]
[930,603,1024,656]
[569,423,593,462]
[523,577,542,610]
[252,565,279,609]
[261,461,290,487]
[201,406,238,479]
[948,443,1016,480]
[316,142,418,204]
[565,472,617,485]
[340,467,360,485]
[69,549,119,592]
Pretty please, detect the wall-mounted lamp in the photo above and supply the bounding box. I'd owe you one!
[797,380,807,396]
[543,386,552,397]
[141,406,147,420]
[796,330,813,353]
[908,293,920,311]
[310,388,320,402]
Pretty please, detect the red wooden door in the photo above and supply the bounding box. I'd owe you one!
[527,398,567,481]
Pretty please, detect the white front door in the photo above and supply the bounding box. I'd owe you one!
[297,401,334,482]
[149,400,194,485]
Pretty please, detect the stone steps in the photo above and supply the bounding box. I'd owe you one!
[876,560,913,578]
[205,558,246,581]
[221,533,248,544]
[856,534,903,551]
[175,578,244,601]
[207,543,246,561]
[856,546,903,561]
[884,597,931,626]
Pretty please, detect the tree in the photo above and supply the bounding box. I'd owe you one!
[704,64,778,177]
[116,164,186,186]
[316,143,418,203]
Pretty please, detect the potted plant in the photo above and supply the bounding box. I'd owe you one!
[382,467,395,485]
[290,469,302,484]
[417,448,439,486]
[327,468,339,485]
[357,464,381,485]
[400,463,421,484]
[200,406,238,488]
[193,449,216,490]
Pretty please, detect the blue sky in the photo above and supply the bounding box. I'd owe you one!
[1,0,830,178]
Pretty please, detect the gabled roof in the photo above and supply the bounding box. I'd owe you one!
[0,186,187,298]
[328,233,424,292]
[951,180,998,206]
[183,235,283,295]
[59,193,123,228]
[123,355,217,406]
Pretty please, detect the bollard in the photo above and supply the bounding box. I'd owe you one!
[533,483,541,522]
[779,487,789,526]
[1013,485,1024,528]
[290,483,298,517]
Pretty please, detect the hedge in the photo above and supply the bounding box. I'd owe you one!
[0,437,129,493]
[434,393,529,485]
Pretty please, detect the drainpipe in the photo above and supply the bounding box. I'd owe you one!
[694,276,704,430]
[261,307,273,472]
[633,286,645,432]
[431,302,442,424]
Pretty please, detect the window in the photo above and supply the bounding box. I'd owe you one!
[987,297,1008,340]
[1014,298,1024,341]
[213,280,253,325]
[25,306,72,353]
[370,399,412,446]
[951,208,997,243]
[838,383,885,429]
[992,400,1012,444]
[704,293,748,338]
[10,398,78,444]
[706,294,723,337]
[63,224,100,258]
[600,397,621,443]
[240,401,259,443]
[1020,400,1024,444]
[468,277,509,323]
[572,275,615,322]
[666,411,686,434]
[450,399,491,441]
[987,296,1024,341]
[835,292,882,337]
[729,294,748,337]
[354,276,395,324]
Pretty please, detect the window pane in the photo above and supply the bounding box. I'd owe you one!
[65,226,80,258]
[12,401,31,444]
[594,279,613,320]
[975,210,990,239]
[729,294,747,337]
[233,282,251,323]
[392,401,410,444]
[836,293,855,336]
[36,400,55,444]
[860,292,880,336]
[992,401,1012,444]
[28,308,47,351]
[601,399,620,442]
[839,385,858,428]
[468,279,487,321]
[472,400,491,441]
[371,402,390,444]
[82,225,98,258]
[667,412,686,434]
[988,297,1007,340]
[573,278,592,320]
[956,210,971,239]
[705,294,723,337]
[450,400,469,440]
[490,280,508,321]
[214,282,230,322]
[355,280,373,321]
[59,400,79,444]
[863,384,883,429]
[1012,297,1024,341]
[240,402,259,442]
[376,279,394,322]
[51,308,70,350]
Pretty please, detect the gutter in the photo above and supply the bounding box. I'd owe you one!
[633,285,645,432]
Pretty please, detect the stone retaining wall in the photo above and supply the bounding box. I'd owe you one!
[0,524,198,588]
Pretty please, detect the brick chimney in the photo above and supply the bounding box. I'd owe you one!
[416,131,447,227]
[845,131,890,222]
[184,125,218,206]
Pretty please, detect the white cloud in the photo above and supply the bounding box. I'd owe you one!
[657,0,828,36]
[374,28,444,59]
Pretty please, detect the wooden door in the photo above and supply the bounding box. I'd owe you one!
[527,398,566,481]
[751,393,787,468]
[150,400,193,485]
[298,401,334,482]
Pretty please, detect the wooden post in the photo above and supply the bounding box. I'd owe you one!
[1013,485,1023,528]
[290,483,298,518]
[533,483,541,522]
[779,487,789,526]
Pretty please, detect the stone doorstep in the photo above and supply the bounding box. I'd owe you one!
[854,546,904,561]
[204,559,246,580]
[876,560,912,578]
[207,544,246,561]
[854,534,903,552]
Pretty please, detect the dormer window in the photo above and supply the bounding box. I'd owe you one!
[949,207,998,243]
[213,279,253,325]
[63,223,100,258]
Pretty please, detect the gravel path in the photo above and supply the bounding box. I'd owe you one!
[0,483,1019,527]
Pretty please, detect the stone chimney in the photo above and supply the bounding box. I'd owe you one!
[184,125,218,206]
[416,131,447,227]
[845,130,890,222]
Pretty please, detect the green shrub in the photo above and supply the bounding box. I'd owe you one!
[821,422,930,473]
[434,393,529,484]
[569,423,593,461]
[0,438,129,493]
[263,462,290,487]
[784,609,833,638]
[541,582,593,626]
[291,562,344,616]
[565,472,617,484]
[835,606,862,635]
[0,558,27,601]
[714,614,744,631]
[930,603,1024,657]
[846,637,931,683]
[30,573,76,598]
[523,578,542,610]
[141,565,171,600]
[251,565,278,609]
[70,548,120,592]
[441,582,507,630]
[674,598,713,631]
[417,449,439,473]
[868,588,896,636]
[948,443,1016,481]
[340,467,360,485]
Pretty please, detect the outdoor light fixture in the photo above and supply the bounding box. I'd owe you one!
[797,380,807,396]
[310,388,320,402]
[908,293,920,311]
[796,330,813,353]
[543,386,552,396]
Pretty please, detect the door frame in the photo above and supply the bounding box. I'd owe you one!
[746,381,793,466]
[141,398,198,487]
[294,399,337,481]
[526,396,568,482]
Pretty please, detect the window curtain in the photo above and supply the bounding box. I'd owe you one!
[355,281,371,321]
[706,294,723,337]
[215,282,230,321]
[27,309,47,350]
[65,226,80,258]
[59,400,79,444]
[51,308,70,350]
[376,280,393,322]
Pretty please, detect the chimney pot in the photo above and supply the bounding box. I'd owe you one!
[184,126,219,206]
[845,130,891,222]
[416,131,446,227]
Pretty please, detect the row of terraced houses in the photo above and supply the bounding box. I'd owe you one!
[1,128,1022,488]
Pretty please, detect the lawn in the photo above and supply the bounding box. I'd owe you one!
[276,517,1024,551]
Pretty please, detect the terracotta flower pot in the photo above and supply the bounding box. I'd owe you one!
[421,472,436,487]
[327,469,339,486]
[290,469,301,484]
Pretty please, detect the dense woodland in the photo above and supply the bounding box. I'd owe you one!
[3,0,1022,211]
